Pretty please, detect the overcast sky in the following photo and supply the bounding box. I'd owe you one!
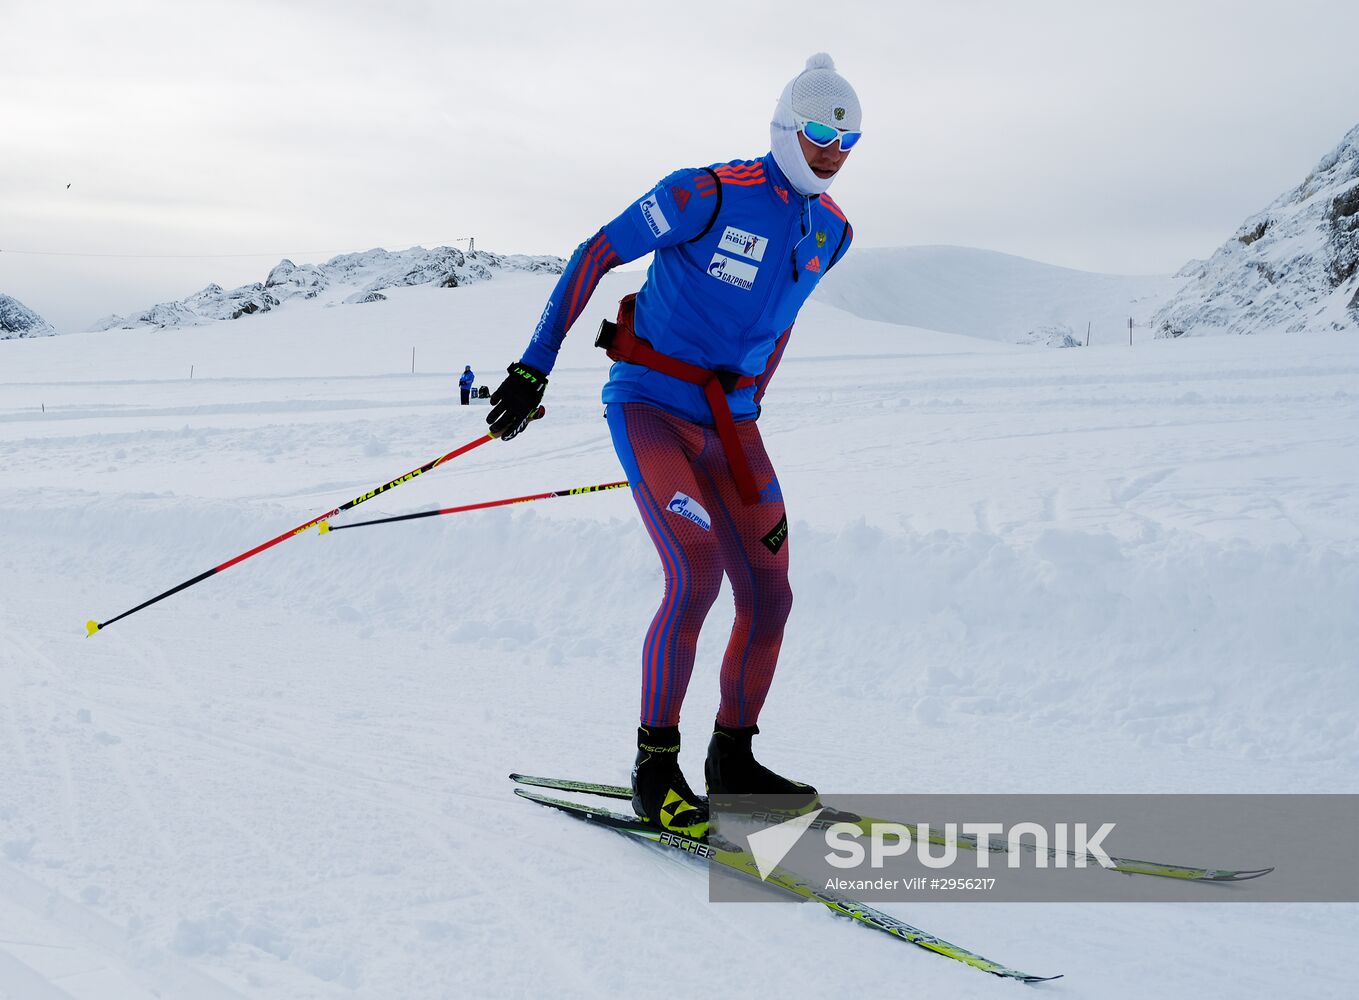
[3,0,1358,332]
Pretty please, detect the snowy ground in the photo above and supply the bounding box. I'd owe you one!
[1,271,1356,998]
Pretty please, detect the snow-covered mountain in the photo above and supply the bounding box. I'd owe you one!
[90,246,566,332]
[812,245,1184,346]
[1154,123,1359,337]
[0,293,57,339]
[85,240,1183,348]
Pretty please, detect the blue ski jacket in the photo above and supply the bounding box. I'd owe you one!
[520,152,852,426]
[459,369,475,389]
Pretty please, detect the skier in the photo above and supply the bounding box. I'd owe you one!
[488,54,860,838]
[458,365,475,405]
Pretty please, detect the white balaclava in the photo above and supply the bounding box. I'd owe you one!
[770,52,862,197]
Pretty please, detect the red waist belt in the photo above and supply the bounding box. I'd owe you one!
[596,293,763,505]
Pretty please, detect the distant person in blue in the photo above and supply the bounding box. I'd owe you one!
[458,366,475,405]
[487,54,860,838]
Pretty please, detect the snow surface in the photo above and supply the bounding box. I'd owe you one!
[1,270,1357,998]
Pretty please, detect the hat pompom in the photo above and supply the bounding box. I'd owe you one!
[805,52,835,71]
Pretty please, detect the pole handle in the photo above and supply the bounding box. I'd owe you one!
[489,405,547,440]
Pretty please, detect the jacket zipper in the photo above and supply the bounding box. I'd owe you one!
[737,193,805,366]
[790,196,811,283]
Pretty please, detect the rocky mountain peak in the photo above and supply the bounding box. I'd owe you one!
[0,293,57,339]
[1154,122,1359,336]
[91,246,566,332]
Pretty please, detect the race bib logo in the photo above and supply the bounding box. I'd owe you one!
[719,225,767,262]
[667,492,712,531]
[639,193,671,237]
[707,252,758,291]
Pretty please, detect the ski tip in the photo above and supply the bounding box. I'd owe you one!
[85,619,100,637]
[1225,866,1275,881]
[1022,973,1064,983]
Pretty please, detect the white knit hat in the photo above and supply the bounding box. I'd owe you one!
[770,53,862,196]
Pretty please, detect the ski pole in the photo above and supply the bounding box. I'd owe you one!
[84,407,544,637]
[318,480,629,534]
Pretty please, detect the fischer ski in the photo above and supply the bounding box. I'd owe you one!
[508,773,1273,883]
[513,785,1060,984]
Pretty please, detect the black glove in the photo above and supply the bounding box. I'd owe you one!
[487,362,547,440]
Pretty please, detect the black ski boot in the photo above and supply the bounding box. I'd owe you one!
[631,725,709,839]
[705,723,819,813]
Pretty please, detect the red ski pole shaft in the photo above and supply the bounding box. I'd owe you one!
[320,480,630,533]
[84,407,544,636]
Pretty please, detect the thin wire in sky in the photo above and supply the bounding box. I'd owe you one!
[0,239,477,260]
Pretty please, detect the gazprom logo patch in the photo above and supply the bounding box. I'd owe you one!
[666,492,711,531]
[706,252,758,291]
[639,193,671,238]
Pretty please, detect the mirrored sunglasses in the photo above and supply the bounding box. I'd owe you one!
[800,119,862,151]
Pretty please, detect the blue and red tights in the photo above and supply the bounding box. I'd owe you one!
[607,403,792,729]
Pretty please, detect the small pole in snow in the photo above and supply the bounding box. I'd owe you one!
[1086,321,1091,347]
[41,402,45,413]
[190,364,194,379]
[412,346,416,374]
[1129,317,1133,347]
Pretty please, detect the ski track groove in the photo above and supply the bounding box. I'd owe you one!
[0,632,35,776]
[501,805,781,997]
[109,704,473,885]
[0,946,82,1000]
[0,859,249,1000]
[0,626,82,850]
[93,640,548,912]
[1257,494,1310,544]
[1110,466,1178,503]
[15,626,375,963]
[103,734,182,867]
